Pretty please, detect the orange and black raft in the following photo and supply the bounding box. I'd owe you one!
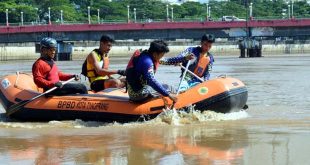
[0,73,248,122]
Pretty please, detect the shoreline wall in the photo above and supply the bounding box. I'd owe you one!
[1,41,310,61]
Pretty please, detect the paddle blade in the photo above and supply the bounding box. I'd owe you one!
[6,100,30,116]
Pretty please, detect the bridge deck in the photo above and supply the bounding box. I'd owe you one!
[1,19,310,34]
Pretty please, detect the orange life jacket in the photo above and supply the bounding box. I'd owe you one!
[193,54,210,77]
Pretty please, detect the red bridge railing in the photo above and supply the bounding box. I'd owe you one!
[1,19,310,34]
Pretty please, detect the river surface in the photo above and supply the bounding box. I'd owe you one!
[0,55,309,165]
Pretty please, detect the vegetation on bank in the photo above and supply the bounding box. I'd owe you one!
[0,0,309,24]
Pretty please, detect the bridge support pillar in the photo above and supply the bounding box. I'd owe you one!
[239,38,262,58]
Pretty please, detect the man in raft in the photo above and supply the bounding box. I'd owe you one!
[82,34,126,92]
[177,34,215,91]
[125,40,193,103]
[32,37,87,95]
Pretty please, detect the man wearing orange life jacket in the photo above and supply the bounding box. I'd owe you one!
[82,35,126,92]
[32,37,87,95]
[178,34,215,91]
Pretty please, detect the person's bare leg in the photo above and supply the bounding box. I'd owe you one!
[104,79,124,88]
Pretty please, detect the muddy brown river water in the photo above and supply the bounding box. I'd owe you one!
[0,55,309,164]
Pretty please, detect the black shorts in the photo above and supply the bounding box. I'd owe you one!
[129,84,176,103]
[48,82,88,95]
[90,79,106,92]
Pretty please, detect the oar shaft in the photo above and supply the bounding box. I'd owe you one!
[31,77,75,100]
[176,61,191,96]
[170,61,191,109]
[7,77,75,116]
[179,64,204,82]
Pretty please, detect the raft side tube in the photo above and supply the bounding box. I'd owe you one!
[195,86,248,113]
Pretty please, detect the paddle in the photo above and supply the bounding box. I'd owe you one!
[7,77,75,116]
[170,60,191,109]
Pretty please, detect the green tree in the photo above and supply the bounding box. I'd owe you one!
[92,0,127,21]
[293,1,310,18]
[181,2,205,19]
[34,0,82,23]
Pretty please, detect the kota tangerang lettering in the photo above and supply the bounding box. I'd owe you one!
[57,101,109,111]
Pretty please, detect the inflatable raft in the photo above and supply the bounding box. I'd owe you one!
[0,72,248,122]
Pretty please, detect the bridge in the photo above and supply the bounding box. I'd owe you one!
[0,19,310,43]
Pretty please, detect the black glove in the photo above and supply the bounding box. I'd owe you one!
[73,74,80,81]
[117,70,126,76]
[54,82,63,88]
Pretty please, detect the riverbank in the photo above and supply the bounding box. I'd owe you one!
[1,41,310,60]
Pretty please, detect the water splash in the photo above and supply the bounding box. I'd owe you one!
[150,106,249,125]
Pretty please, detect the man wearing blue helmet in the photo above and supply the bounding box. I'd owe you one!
[32,37,87,95]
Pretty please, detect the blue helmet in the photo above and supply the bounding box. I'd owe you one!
[40,37,57,49]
